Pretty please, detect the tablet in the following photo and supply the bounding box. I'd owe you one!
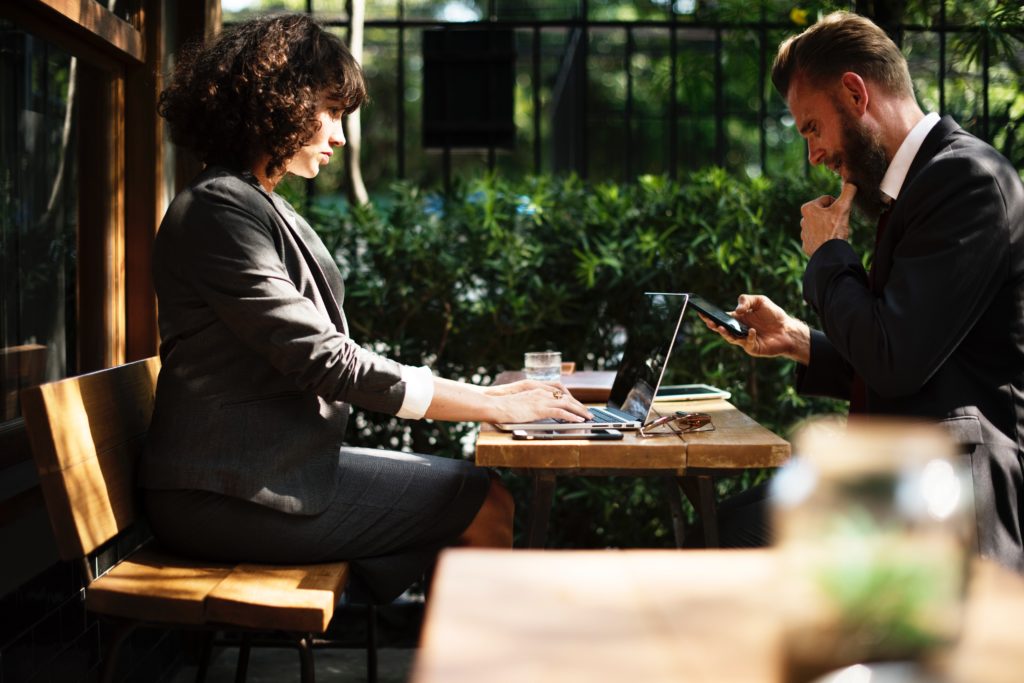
[654,383,731,402]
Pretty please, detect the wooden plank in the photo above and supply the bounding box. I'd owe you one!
[25,358,158,474]
[9,0,144,63]
[475,429,582,468]
[948,559,1024,683]
[37,443,139,557]
[412,549,782,683]
[670,399,791,469]
[576,428,688,469]
[476,401,788,472]
[86,547,233,625]
[20,357,159,559]
[124,0,164,361]
[413,549,1024,683]
[205,562,350,634]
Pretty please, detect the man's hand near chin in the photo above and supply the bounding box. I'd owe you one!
[800,182,858,257]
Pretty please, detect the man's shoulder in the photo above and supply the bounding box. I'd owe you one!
[907,124,1022,200]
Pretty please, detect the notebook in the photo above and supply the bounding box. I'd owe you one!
[493,292,689,431]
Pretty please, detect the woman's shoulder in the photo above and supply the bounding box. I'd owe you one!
[159,166,279,243]
[187,166,271,206]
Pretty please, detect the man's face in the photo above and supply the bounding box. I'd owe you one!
[788,76,890,219]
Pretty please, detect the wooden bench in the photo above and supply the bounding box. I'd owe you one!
[21,357,372,683]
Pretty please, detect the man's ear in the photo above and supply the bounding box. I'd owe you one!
[839,72,869,116]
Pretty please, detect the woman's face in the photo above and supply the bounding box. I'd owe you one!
[286,94,347,179]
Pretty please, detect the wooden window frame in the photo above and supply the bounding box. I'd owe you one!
[2,0,145,372]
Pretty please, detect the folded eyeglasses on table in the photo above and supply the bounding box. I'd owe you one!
[639,411,714,438]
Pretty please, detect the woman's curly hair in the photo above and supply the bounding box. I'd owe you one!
[158,14,366,178]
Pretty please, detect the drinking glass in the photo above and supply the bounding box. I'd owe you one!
[523,351,562,381]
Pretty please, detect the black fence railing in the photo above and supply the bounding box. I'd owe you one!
[225,2,1024,197]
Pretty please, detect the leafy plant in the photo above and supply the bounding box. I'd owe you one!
[300,167,866,547]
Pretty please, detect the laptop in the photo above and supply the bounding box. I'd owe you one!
[494,292,689,431]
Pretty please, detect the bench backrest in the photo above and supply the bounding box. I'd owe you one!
[21,357,161,561]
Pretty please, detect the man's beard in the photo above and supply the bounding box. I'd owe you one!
[828,113,890,220]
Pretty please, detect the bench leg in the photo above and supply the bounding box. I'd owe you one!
[298,634,316,683]
[366,605,378,683]
[99,621,137,683]
[194,631,215,683]
[234,633,251,683]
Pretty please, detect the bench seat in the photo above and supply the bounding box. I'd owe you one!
[84,546,350,632]
[22,358,365,682]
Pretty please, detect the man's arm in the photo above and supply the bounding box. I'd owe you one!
[804,151,1011,397]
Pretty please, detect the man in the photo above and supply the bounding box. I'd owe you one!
[703,11,1024,570]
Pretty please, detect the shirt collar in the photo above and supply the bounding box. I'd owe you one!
[879,112,940,204]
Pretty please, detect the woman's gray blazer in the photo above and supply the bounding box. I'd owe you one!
[141,167,412,515]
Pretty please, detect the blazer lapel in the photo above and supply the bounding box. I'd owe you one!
[871,116,961,290]
[248,178,350,335]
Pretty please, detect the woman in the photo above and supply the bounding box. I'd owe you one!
[141,14,590,602]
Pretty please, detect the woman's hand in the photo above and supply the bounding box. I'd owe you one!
[426,377,592,423]
[483,379,562,397]
[487,382,593,424]
[698,294,810,365]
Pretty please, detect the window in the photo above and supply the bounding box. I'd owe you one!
[0,0,167,474]
[0,21,78,423]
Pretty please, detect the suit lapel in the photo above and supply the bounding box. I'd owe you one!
[248,178,350,335]
[870,116,961,290]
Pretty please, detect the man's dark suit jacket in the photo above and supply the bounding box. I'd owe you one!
[798,116,1024,571]
[141,167,412,515]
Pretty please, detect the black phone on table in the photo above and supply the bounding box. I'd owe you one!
[687,294,749,338]
[511,428,624,441]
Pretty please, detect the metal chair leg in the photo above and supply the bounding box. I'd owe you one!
[234,633,251,683]
[194,630,215,683]
[366,605,378,683]
[99,621,137,683]
[298,634,316,683]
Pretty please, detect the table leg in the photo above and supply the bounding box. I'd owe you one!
[678,475,720,548]
[525,471,557,549]
[662,475,688,548]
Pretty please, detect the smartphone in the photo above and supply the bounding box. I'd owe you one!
[511,428,624,441]
[655,383,731,402]
[687,294,749,338]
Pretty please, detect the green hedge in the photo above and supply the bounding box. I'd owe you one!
[298,167,868,547]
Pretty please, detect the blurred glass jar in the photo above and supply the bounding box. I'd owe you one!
[772,418,974,683]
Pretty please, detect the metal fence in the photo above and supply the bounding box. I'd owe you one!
[226,2,1024,195]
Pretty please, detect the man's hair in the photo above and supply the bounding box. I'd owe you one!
[158,14,367,177]
[771,11,913,100]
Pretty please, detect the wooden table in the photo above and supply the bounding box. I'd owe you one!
[411,548,1024,683]
[477,397,790,547]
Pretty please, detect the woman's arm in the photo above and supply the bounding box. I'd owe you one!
[424,377,592,424]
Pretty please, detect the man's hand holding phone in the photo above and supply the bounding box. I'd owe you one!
[686,294,749,338]
[697,294,811,366]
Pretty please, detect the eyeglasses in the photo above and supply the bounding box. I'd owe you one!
[639,411,714,438]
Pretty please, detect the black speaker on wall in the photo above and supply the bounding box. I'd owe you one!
[422,28,516,149]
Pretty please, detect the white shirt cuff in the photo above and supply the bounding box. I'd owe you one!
[396,365,434,420]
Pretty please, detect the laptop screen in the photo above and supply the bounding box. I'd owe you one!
[607,292,689,422]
